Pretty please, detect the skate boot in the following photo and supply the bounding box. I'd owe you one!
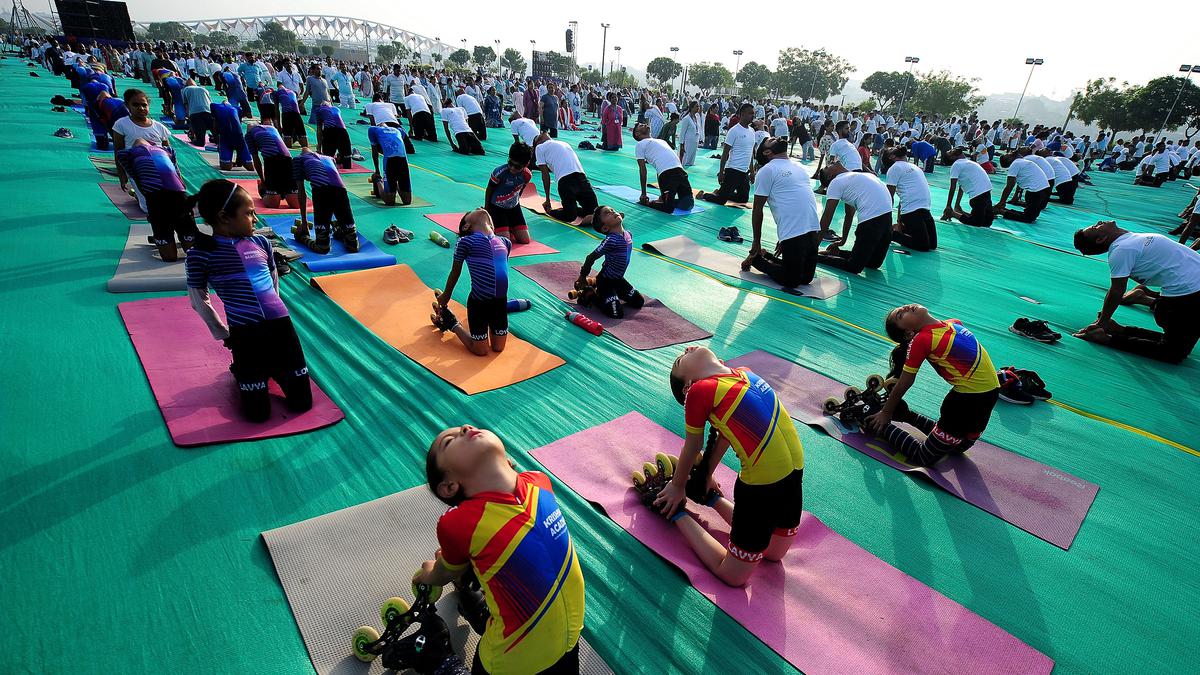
[631,453,685,520]
[335,224,360,253]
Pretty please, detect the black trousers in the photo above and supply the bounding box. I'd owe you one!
[1052,177,1078,204]
[467,112,487,140]
[817,213,892,274]
[228,316,313,423]
[1107,290,1200,364]
[647,167,694,213]
[894,208,937,251]
[702,168,750,204]
[958,192,994,228]
[1003,187,1050,223]
[453,132,485,155]
[549,172,598,222]
[750,231,820,288]
[411,110,438,141]
[320,127,351,160]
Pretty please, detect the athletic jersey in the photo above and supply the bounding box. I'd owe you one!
[220,70,244,96]
[275,87,299,113]
[164,76,185,96]
[98,97,128,129]
[185,235,289,327]
[593,230,632,279]
[453,232,512,300]
[684,367,805,485]
[488,165,531,209]
[903,319,999,394]
[258,88,275,106]
[247,124,289,158]
[292,152,345,189]
[437,471,585,675]
[367,126,407,159]
[313,105,345,129]
[210,101,242,136]
[115,144,183,194]
[79,79,108,109]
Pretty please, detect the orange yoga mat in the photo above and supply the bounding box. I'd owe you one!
[313,265,565,395]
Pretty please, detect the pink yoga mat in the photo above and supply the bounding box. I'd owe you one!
[517,261,712,350]
[98,182,146,220]
[230,179,313,215]
[119,296,344,447]
[423,213,559,258]
[726,350,1098,550]
[172,132,217,151]
[532,412,1053,675]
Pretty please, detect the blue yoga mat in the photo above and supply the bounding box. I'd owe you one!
[264,215,396,273]
[596,184,708,216]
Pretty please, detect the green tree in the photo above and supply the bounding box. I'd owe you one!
[646,56,682,87]
[448,48,471,67]
[1072,78,1135,136]
[244,39,263,51]
[1125,75,1200,135]
[257,21,299,53]
[547,51,574,78]
[774,47,853,101]
[909,70,984,117]
[849,99,878,114]
[688,62,734,93]
[860,70,915,111]
[320,45,335,58]
[296,45,309,56]
[197,31,238,49]
[609,69,639,89]
[376,43,398,64]
[580,69,603,86]
[500,48,527,75]
[736,61,773,97]
[390,42,411,62]
[473,45,497,69]
[432,52,443,64]
[146,21,193,43]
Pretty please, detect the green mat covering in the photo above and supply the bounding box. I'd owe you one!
[3,58,1199,674]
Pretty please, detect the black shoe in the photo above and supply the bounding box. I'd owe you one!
[1012,367,1052,400]
[718,227,736,242]
[1009,317,1061,343]
[728,226,744,243]
[997,369,1035,405]
[273,251,292,276]
[822,229,840,242]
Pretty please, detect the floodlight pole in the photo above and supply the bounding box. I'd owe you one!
[1158,64,1198,140]
[1013,58,1043,121]
[599,23,609,79]
[896,56,919,117]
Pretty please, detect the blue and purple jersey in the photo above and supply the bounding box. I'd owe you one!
[367,126,407,159]
[292,152,345,189]
[275,87,299,113]
[453,232,512,300]
[221,70,244,96]
[211,101,243,136]
[593,230,633,279]
[313,105,345,129]
[116,144,184,194]
[186,235,289,327]
[247,124,289,158]
[488,165,532,209]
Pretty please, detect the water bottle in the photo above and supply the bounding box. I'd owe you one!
[507,299,532,313]
[566,311,603,336]
[429,230,449,248]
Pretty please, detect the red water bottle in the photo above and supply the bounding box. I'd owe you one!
[566,311,603,336]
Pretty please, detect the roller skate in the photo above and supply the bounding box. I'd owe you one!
[430,293,460,332]
[292,219,330,254]
[567,276,597,306]
[631,453,686,520]
[455,568,491,636]
[822,373,896,431]
[684,453,723,508]
[350,575,458,673]
[334,224,360,253]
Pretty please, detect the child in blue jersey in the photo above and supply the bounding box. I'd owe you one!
[484,144,534,244]
[367,124,412,206]
[293,149,356,254]
[211,100,254,172]
[163,73,187,128]
[219,69,252,119]
[313,102,352,168]
[185,179,313,423]
[257,86,277,123]
[246,119,298,209]
[275,86,308,148]
[577,206,644,318]
[116,139,199,262]
[79,72,115,149]
[432,208,512,356]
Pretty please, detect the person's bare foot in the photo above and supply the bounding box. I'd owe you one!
[1073,325,1110,343]
[1121,286,1153,307]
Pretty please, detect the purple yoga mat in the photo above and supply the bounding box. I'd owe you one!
[516,261,712,350]
[119,296,345,447]
[532,412,1052,675]
[98,182,146,220]
[727,350,1098,550]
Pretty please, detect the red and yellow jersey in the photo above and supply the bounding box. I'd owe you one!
[904,319,999,393]
[684,367,805,485]
[437,471,584,675]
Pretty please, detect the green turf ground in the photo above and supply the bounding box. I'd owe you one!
[3,57,1199,673]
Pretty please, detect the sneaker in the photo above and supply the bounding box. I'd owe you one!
[1012,367,1052,400]
[350,148,365,161]
[822,229,840,242]
[718,227,736,242]
[728,226,744,243]
[997,369,1035,405]
[1010,318,1061,343]
[273,252,293,276]
[383,227,400,245]
[53,127,73,138]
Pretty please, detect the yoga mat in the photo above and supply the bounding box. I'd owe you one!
[98,181,145,220]
[344,176,432,207]
[229,179,312,214]
[89,155,119,177]
[107,222,211,293]
[261,486,613,675]
[172,132,216,151]
[516,261,712,350]
[312,265,564,395]
[519,183,583,225]
[118,296,344,447]
[595,184,709,216]
[424,213,558,257]
[642,235,848,300]
[263,215,396,273]
[726,350,1098,550]
[650,184,749,209]
[531,412,1054,675]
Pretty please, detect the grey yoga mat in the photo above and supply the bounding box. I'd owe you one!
[107,222,211,293]
[261,486,613,675]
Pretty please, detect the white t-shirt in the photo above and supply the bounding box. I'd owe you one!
[885,161,933,214]
[112,117,172,145]
[510,117,539,145]
[404,93,429,115]
[456,93,483,116]
[383,75,406,102]
[829,138,862,170]
[1008,158,1051,191]
[827,171,893,222]
[949,159,992,198]
[1045,156,1073,184]
[1147,152,1171,174]
[1108,232,1200,297]
[724,124,756,172]
[1053,155,1081,177]
[634,138,682,174]
[754,158,820,240]
[365,102,399,125]
[1026,154,1056,182]
[440,107,472,135]
[535,140,584,182]
[770,118,790,137]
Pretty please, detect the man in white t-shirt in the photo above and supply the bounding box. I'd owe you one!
[997,152,1051,223]
[405,85,437,141]
[1073,221,1200,363]
[1134,142,1173,187]
[1042,152,1079,204]
[633,123,694,213]
[698,103,757,205]
[441,105,484,155]
[883,147,936,251]
[941,149,994,227]
[828,120,862,170]
[456,87,487,140]
[533,134,599,225]
[816,164,894,274]
[364,94,400,126]
[740,137,822,288]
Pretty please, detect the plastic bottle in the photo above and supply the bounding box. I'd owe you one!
[566,311,603,336]
[507,299,532,313]
[429,230,450,248]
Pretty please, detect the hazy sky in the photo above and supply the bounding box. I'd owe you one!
[121,0,1199,98]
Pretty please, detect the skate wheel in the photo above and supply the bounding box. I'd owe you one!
[655,453,674,480]
[642,461,658,481]
[351,625,380,662]
[843,386,862,401]
[632,469,646,487]
[380,596,410,625]
[865,374,884,391]
[568,290,579,299]
[412,581,443,604]
[823,397,841,414]
[882,377,898,392]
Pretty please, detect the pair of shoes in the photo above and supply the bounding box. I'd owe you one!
[997,367,1052,404]
[718,227,743,243]
[821,229,840,242]
[350,148,365,161]
[1010,367,1052,400]
[1010,318,1062,343]
[53,127,73,138]
[383,225,412,245]
[52,105,65,112]
[335,226,360,253]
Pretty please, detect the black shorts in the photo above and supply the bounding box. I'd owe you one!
[595,274,634,303]
[144,190,200,245]
[311,185,354,228]
[466,295,508,341]
[262,154,296,196]
[257,102,277,120]
[382,156,411,194]
[281,111,306,139]
[729,468,804,561]
[228,316,312,421]
[485,202,527,233]
[321,126,351,156]
[934,388,999,444]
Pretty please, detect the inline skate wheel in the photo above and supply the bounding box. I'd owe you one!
[865,374,884,391]
[411,580,443,604]
[843,386,862,401]
[631,470,647,487]
[351,625,380,662]
[883,377,898,392]
[642,462,658,481]
[823,397,841,414]
[380,596,410,625]
[655,453,675,480]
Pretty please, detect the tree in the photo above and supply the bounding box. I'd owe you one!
[908,70,984,117]
[1125,75,1200,135]
[448,48,471,67]
[774,47,853,101]
[736,61,773,96]
[688,62,734,93]
[257,21,299,53]
[432,52,443,64]
[473,45,497,70]
[197,31,239,49]
[849,99,878,114]
[243,40,263,51]
[390,42,410,62]
[547,51,574,78]
[1073,78,1135,136]
[146,21,193,43]
[861,70,916,111]
[609,69,639,89]
[376,44,398,64]
[320,45,335,58]
[580,69,604,86]
[646,56,682,87]
[296,45,309,56]
[500,48,527,75]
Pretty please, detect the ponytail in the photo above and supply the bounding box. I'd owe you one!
[190,178,240,225]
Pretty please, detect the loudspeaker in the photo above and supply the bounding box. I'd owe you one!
[55,0,134,41]
[532,50,551,78]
